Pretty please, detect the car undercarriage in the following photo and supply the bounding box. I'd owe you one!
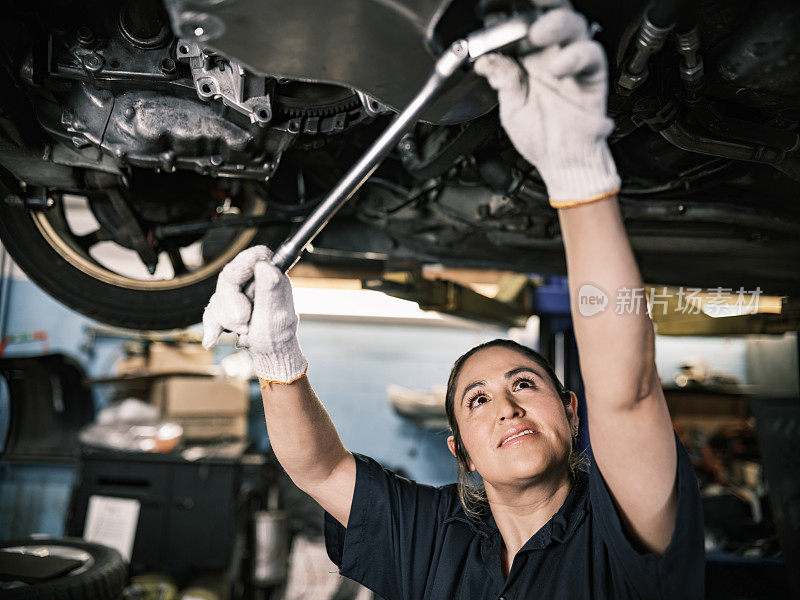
[0,0,799,329]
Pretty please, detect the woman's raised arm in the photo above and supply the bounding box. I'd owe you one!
[202,245,356,527]
[260,377,356,527]
[475,1,678,554]
[559,198,677,555]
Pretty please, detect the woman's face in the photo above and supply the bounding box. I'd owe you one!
[448,346,578,490]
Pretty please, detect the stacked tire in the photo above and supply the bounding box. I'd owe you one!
[0,538,127,600]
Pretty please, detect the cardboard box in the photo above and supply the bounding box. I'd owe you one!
[665,390,747,418]
[665,389,749,436]
[150,376,250,441]
[150,376,249,416]
[173,414,248,441]
[147,342,214,374]
[114,342,215,378]
[114,354,148,376]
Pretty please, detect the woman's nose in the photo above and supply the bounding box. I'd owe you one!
[497,393,524,421]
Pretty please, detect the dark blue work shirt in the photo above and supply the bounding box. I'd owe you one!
[324,434,704,599]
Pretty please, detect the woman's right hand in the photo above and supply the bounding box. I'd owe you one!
[204,245,352,525]
[474,0,620,209]
[202,245,308,384]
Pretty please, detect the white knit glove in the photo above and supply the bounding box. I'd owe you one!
[202,245,308,384]
[474,1,620,208]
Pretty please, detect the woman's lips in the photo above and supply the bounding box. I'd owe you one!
[498,428,537,448]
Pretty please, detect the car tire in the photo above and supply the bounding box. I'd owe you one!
[0,200,288,331]
[0,538,127,600]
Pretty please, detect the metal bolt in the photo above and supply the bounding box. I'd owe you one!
[159,58,177,76]
[76,26,95,47]
[680,60,705,87]
[124,106,135,120]
[160,151,176,172]
[46,197,55,207]
[255,107,271,121]
[82,53,104,73]
[210,154,223,166]
[617,68,646,92]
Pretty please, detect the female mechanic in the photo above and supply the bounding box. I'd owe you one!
[201,1,705,597]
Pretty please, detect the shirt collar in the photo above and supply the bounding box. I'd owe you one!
[444,470,589,549]
[513,470,590,551]
[443,507,497,540]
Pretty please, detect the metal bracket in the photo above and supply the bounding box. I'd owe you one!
[105,189,160,274]
[362,270,531,327]
[176,40,273,127]
[355,90,392,118]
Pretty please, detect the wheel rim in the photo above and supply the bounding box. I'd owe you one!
[30,187,267,291]
[2,544,95,577]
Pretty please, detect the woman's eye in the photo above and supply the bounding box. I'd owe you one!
[469,394,487,408]
[514,378,535,390]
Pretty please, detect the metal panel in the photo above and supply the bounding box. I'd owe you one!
[164,0,497,123]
